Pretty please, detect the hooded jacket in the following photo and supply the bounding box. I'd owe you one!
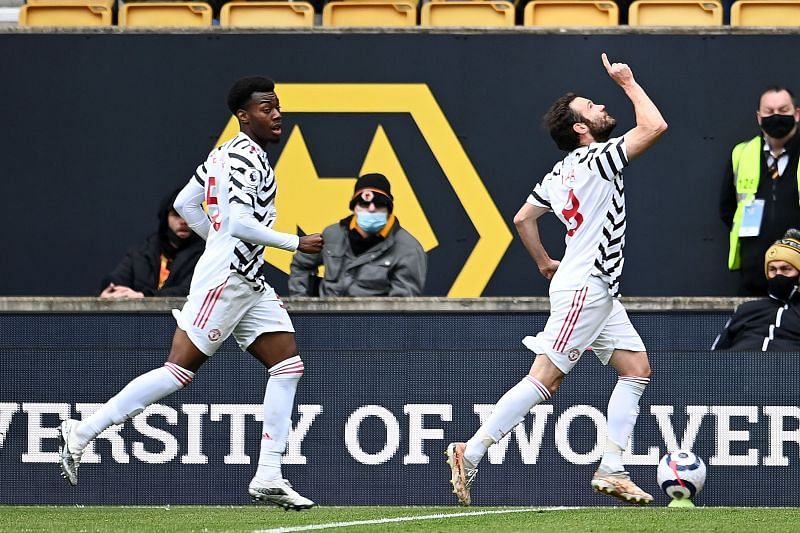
[100,188,204,296]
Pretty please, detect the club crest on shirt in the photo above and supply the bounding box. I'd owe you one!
[208,328,221,342]
[567,348,581,362]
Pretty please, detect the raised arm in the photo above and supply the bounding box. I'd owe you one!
[513,202,560,279]
[602,52,668,161]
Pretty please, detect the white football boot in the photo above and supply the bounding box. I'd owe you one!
[249,478,316,511]
[58,419,82,486]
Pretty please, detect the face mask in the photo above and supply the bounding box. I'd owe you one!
[767,274,799,302]
[356,211,388,234]
[760,114,796,139]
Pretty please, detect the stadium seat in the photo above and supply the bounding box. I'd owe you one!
[119,2,213,27]
[731,0,800,25]
[19,1,112,26]
[25,0,113,5]
[420,0,515,26]
[628,0,723,24]
[523,0,618,26]
[322,1,416,26]
[220,1,314,27]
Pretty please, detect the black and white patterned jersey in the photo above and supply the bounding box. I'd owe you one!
[189,132,278,290]
[527,136,629,296]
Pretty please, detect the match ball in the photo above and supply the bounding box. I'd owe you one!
[657,450,706,500]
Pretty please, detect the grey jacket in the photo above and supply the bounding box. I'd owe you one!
[288,217,427,296]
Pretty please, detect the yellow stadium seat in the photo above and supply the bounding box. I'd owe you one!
[523,0,618,26]
[19,2,112,26]
[220,1,314,27]
[421,0,515,26]
[731,0,800,25]
[26,0,114,6]
[628,0,722,24]
[336,0,420,7]
[119,2,213,27]
[322,1,416,26]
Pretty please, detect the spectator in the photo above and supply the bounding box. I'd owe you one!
[713,228,800,351]
[721,85,800,296]
[99,187,204,298]
[288,173,426,296]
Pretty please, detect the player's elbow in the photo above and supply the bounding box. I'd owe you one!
[646,119,668,138]
[228,218,245,240]
[636,119,668,140]
[513,210,534,228]
[172,195,189,220]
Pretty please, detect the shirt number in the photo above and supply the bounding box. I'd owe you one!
[206,176,222,231]
[562,190,584,237]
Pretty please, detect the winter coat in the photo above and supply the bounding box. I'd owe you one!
[288,216,426,296]
[100,189,204,296]
[712,293,800,351]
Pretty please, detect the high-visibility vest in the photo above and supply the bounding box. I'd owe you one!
[728,135,800,270]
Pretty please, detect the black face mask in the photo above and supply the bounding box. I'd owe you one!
[760,114,796,139]
[767,274,799,302]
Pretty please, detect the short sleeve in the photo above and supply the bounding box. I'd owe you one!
[586,137,629,181]
[527,175,553,211]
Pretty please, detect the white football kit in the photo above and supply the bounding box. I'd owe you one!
[522,136,645,373]
[173,132,299,356]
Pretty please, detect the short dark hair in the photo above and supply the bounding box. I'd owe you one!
[543,92,582,151]
[227,76,275,114]
[759,85,796,109]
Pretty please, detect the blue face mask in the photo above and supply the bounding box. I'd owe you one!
[356,211,388,234]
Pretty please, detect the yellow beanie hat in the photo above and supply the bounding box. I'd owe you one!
[764,229,800,277]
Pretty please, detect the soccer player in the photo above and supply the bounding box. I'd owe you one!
[446,53,667,506]
[57,77,324,510]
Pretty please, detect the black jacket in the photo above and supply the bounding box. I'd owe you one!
[720,132,800,296]
[100,189,204,296]
[712,293,800,351]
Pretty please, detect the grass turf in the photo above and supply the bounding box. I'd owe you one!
[2,506,800,532]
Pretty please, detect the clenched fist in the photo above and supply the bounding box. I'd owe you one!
[298,233,324,253]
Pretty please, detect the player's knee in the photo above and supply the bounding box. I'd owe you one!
[635,354,652,379]
[620,354,651,380]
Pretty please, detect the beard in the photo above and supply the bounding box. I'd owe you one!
[587,114,617,142]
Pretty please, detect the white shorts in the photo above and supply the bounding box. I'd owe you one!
[172,273,294,356]
[522,275,645,374]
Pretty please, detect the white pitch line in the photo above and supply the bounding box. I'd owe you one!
[255,507,579,533]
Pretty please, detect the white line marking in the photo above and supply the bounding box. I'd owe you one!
[255,507,579,533]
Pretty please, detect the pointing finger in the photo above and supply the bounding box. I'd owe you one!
[601,52,612,70]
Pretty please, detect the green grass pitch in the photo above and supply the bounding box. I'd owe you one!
[2,506,800,532]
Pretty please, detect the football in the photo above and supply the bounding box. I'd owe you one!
[657,450,707,500]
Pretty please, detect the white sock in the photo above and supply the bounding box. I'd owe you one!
[464,375,551,467]
[254,355,304,483]
[71,362,193,453]
[600,376,649,472]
